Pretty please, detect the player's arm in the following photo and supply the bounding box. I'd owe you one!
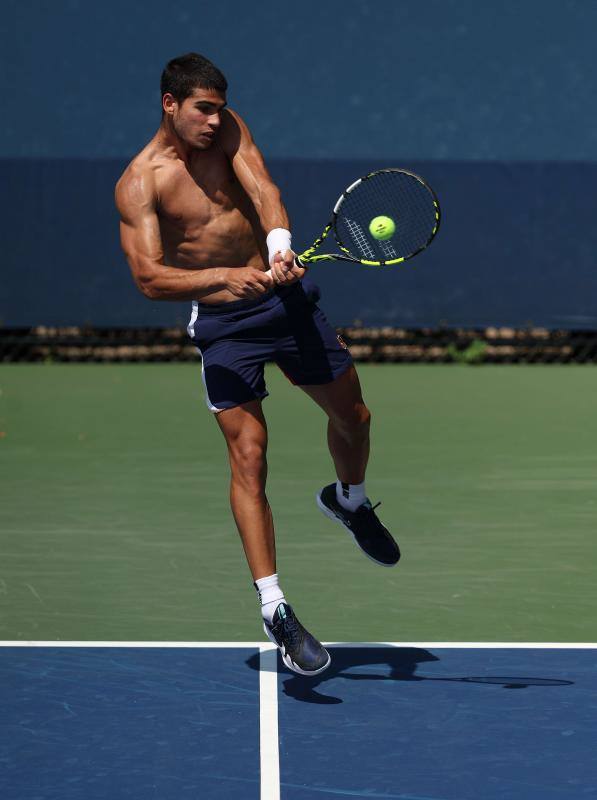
[115,166,271,300]
[220,109,304,283]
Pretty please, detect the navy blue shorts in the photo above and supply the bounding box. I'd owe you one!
[187,281,352,412]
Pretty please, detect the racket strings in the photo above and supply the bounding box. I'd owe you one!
[344,217,376,260]
[373,172,438,253]
[336,171,438,262]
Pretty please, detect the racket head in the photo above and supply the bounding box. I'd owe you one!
[330,169,441,266]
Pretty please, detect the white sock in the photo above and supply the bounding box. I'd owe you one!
[254,573,285,624]
[336,479,367,512]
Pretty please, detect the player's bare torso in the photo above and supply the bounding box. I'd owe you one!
[124,130,268,304]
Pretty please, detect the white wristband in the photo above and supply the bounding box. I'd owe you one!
[266,228,292,266]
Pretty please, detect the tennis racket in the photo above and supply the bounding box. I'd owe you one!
[267,168,440,274]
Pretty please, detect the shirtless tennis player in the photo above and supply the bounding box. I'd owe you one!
[115,53,399,676]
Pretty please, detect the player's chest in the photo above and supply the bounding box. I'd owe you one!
[157,158,241,226]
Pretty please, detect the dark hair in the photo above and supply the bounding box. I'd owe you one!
[160,53,228,108]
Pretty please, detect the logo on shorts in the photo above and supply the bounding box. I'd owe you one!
[337,334,349,351]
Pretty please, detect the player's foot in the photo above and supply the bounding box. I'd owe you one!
[263,603,331,676]
[316,483,401,567]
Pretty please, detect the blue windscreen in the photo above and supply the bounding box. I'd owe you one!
[2,0,596,328]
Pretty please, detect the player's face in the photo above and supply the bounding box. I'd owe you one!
[171,88,227,150]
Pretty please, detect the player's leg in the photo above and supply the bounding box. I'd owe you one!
[301,365,400,566]
[215,397,330,675]
[273,286,400,565]
[191,290,330,673]
[215,399,275,581]
[300,363,371,487]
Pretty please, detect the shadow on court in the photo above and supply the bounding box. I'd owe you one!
[246,646,574,704]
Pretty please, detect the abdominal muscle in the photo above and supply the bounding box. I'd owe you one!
[159,178,270,304]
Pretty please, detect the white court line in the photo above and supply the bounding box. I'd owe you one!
[1,641,596,648]
[0,641,267,648]
[259,645,280,800]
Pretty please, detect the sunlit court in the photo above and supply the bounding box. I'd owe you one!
[2,365,596,796]
[2,1,597,798]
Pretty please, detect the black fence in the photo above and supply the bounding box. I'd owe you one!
[2,327,596,364]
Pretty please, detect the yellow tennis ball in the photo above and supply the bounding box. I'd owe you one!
[369,215,396,241]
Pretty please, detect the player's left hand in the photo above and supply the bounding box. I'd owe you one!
[270,249,307,285]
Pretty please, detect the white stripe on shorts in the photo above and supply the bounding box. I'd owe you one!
[188,302,223,413]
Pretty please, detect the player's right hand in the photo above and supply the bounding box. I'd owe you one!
[270,250,307,286]
[225,267,274,299]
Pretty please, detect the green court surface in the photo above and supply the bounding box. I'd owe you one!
[1,364,596,643]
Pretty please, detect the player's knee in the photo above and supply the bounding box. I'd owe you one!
[337,402,371,437]
[230,439,267,489]
[355,404,371,439]
[358,403,372,430]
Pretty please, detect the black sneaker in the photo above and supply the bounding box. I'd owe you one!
[263,603,331,676]
[316,483,401,567]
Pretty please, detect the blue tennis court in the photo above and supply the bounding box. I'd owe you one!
[1,643,595,799]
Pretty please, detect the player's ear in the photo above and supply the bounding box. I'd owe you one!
[162,93,177,117]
